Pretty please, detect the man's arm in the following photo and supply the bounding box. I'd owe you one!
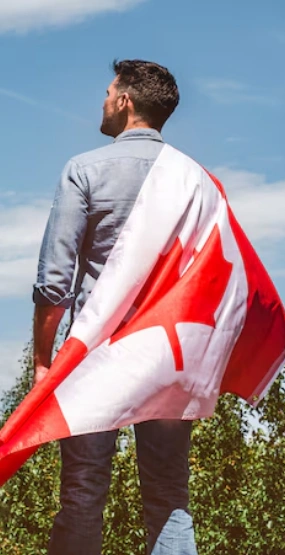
[33,305,65,385]
[33,159,89,385]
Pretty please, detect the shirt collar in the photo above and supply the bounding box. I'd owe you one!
[114,128,163,143]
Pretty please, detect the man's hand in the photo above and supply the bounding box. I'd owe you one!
[33,365,50,387]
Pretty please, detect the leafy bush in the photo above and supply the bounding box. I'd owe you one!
[0,342,284,554]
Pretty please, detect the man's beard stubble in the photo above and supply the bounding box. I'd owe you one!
[100,115,115,137]
[100,110,127,138]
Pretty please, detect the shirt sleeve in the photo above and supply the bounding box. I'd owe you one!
[33,159,89,308]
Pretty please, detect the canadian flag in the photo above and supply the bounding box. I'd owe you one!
[0,144,284,486]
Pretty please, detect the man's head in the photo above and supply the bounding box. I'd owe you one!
[100,59,180,138]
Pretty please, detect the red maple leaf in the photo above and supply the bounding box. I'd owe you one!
[111,224,233,371]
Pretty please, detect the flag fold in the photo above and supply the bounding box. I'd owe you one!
[1,144,284,486]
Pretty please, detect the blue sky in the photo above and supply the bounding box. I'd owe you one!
[0,0,284,394]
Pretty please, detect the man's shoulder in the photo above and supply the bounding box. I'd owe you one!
[69,133,166,170]
[70,142,119,169]
[68,141,204,178]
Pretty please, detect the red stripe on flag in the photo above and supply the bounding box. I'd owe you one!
[0,337,87,446]
[221,208,285,400]
[205,170,227,199]
[0,393,70,486]
[0,446,38,488]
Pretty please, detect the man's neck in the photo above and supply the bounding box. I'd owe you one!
[122,120,153,132]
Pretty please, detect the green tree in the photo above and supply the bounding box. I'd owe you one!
[0,342,146,555]
[190,394,250,554]
[0,344,61,555]
[0,341,284,554]
[241,373,285,554]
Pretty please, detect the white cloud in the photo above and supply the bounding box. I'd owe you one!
[0,340,26,395]
[197,78,278,106]
[0,257,39,297]
[1,166,284,299]
[225,136,247,144]
[0,0,146,33]
[270,268,285,278]
[212,166,285,244]
[212,166,285,300]
[0,87,91,125]
[0,199,50,297]
[0,190,17,199]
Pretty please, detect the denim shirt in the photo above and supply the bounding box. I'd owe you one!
[33,128,164,321]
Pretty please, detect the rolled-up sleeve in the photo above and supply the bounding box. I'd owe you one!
[33,159,89,308]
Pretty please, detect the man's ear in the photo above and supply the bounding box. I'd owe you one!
[117,92,130,112]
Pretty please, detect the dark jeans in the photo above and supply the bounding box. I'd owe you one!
[48,420,198,555]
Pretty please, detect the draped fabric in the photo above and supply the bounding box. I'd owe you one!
[0,144,284,486]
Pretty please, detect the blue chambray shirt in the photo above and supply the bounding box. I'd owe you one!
[33,128,164,322]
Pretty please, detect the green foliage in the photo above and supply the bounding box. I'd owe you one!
[190,395,249,555]
[190,384,285,555]
[102,436,146,555]
[0,342,285,554]
[0,343,61,555]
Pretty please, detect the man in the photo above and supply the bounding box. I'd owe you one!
[33,60,198,555]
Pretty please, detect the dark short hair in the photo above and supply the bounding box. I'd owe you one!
[112,59,179,129]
